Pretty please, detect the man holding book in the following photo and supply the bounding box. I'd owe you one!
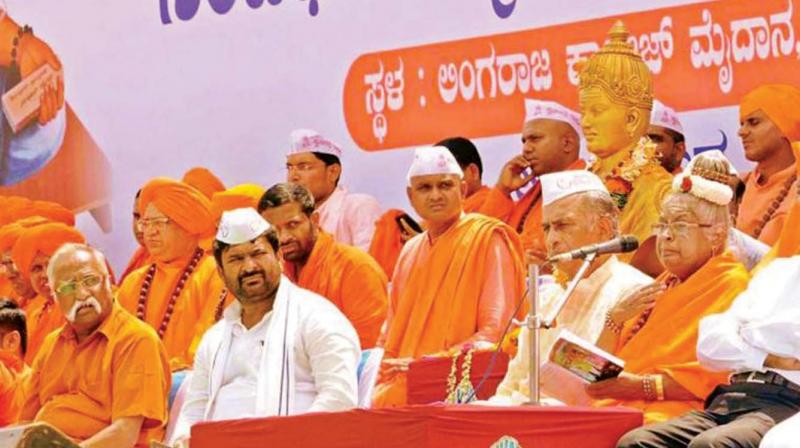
[490,170,650,405]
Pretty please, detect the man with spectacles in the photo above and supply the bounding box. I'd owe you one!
[10,222,84,364]
[285,129,382,252]
[117,178,225,371]
[19,243,170,447]
[590,154,750,426]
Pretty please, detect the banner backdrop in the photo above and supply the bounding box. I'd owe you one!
[8,0,800,270]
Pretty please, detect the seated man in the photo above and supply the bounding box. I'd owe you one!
[286,129,382,252]
[588,155,750,424]
[0,299,28,426]
[171,208,359,446]
[647,100,686,175]
[372,146,527,407]
[735,84,800,245]
[619,255,800,448]
[117,178,225,371]
[258,183,388,349]
[11,223,85,363]
[490,171,651,405]
[20,244,170,447]
[480,99,586,257]
[0,222,39,308]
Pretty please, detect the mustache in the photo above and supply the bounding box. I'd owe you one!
[65,297,102,322]
[238,270,266,284]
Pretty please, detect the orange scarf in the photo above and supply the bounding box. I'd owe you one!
[605,251,749,423]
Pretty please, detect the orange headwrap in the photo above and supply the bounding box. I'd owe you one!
[0,196,32,226]
[11,223,85,278]
[182,167,226,200]
[740,84,800,141]
[210,184,266,222]
[139,177,215,236]
[28,201,74,226]
[0,218,50,254]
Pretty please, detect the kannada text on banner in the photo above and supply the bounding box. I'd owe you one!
[343,0,800,151]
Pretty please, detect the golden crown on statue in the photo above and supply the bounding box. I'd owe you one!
[578,21,654,111]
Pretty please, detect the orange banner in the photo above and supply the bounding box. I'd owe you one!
[343,0,800,151]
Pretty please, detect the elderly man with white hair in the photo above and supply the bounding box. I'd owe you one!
[371,146,527,407]
[20,243,170,448]
[171,208,360,447]
[489,170,651,405]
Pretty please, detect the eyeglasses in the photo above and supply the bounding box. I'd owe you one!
[55,275,104,296]
[652,221,713,238]
[285,162,324,173]
[136,217,170,232]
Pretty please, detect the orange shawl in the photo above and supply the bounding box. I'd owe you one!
[603,251,750,423]
[463,185,490,213]
[284,231,388,349]
[368,209,406,279]
[479,159,586,253]
[373,214,526,406]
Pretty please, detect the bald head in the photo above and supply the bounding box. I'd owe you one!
[47,244,113,334]
[47,243,109,284]
[522,119,580,176]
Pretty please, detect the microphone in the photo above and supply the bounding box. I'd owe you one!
[547,235,639,262]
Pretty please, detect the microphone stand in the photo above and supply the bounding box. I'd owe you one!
[525,252,597,406]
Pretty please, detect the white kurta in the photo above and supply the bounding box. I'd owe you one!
[697,256,800,386]
[489,256,652,405]
[316,185,382,252]
[697,256,800,448]
[171,276,360,443]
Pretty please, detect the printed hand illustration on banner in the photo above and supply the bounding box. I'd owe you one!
[0,13,65,186]
[0,10,112,232]
[343,0,800,152]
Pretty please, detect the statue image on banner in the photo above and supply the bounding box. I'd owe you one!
[0,5,112,231]
[578,21,673,275]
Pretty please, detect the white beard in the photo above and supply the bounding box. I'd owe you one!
[65,297,102,322]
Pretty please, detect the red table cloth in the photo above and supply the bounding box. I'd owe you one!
[192,404,643,447]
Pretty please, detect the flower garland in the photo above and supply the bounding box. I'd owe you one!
[590,138,660,210]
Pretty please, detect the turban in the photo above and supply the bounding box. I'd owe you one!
[11,223,85,278]
[0,217,50,254]
[139,177,215,236]
[0,196,32,225]
[28,201,74,226]
[182,167,226,200]
[740,84,800,141]
[210,184,266,223]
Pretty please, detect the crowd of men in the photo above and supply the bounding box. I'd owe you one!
[0,22,799,448]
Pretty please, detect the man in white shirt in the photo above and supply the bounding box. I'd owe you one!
[285,129,382,252]
[617,256,800,448]
[490,170,651,405]
[171,208,360,446]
